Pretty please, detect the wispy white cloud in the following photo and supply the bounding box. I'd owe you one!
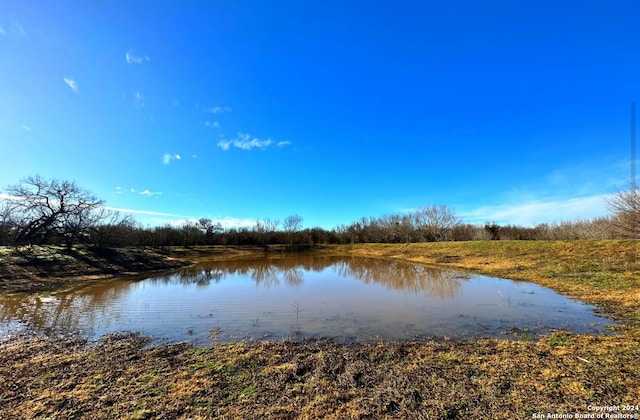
[139,189,162,196]
[205,120,219,128]
[11,21,27,37]
[206,106,232,114]
[63,77,78,93]
[0,22,28,37]
[542,159,631,195]
[217,141,231,151]
[0,193,22,201]
[217,217,257,229]
[21,124,32,132]
[460,194,613,226]
[115,187,161,196]
[125,50,150,64]
[217,132,292,151]
[162,153,181,164]
[104,206,181,217]
[4,192,278,230]
[115,187,137,194]
[134,91,144,107]
[217,134,271,151]
[455,159,629,226]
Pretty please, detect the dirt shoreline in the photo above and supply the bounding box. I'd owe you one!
[1,241,639,418]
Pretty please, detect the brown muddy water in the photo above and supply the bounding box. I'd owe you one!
[0,255,615,344]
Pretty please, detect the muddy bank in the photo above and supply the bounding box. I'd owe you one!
[0,245,317,293]
[0,246,194,293]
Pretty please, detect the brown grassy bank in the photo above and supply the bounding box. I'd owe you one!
[0,241,639,418]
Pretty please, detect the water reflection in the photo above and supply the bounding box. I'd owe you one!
[333,258,466,297]
[153,255,333,289]
[0,255,615,344]
[146,255,466,297]
[0,281,137,337]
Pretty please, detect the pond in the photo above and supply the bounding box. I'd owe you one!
[0,255,615,344]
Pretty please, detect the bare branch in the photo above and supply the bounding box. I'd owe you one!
[608,186,640,238]
[4,175,106,247]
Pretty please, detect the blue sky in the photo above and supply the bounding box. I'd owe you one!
[1,1,638,229]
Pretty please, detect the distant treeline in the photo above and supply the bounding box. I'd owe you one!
[0,175,637,249]
[79,216,618,249]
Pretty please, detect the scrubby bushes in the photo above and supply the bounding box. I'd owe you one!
[0,175,632,249]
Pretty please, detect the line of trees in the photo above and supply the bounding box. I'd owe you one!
[0,175,638,250]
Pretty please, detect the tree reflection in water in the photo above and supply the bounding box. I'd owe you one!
[0,257,463,337]
[0,280,138,337]
[333,257,467,298]
[152,255,466,296]
[0,255,613,343]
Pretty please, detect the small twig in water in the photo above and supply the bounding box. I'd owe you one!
[291,302,301,323]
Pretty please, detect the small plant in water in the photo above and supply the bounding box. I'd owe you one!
[209,328,221,340]
[512,327,534,341]
[291,301,301,323]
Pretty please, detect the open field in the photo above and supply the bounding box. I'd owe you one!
[0,241,639,418]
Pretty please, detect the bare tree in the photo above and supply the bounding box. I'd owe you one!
[5,175,105,247]
[608,186,640,238]
[282,214,304,245]
[0,200,17,245]
[198,218,223,244]
[255,218,280,233]
[414,205,459,241]
[283,214,303,233]
[90,211,136,249]
[255,218,280,246]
